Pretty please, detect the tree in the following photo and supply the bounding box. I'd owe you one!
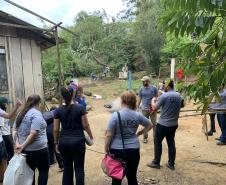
[42,10,138,83]
[72,11,137,75]
[160,0,226,112]
[123,0,164,73]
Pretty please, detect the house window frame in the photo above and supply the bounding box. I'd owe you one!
[0,46,9,93]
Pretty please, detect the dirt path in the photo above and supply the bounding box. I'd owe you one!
[47,81,226,185]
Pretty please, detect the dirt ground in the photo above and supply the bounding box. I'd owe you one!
[47,80,226,185]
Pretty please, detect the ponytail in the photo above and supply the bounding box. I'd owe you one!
[61,87,74,107]
[16,95,41,128]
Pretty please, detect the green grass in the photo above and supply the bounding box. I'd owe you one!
[84,78,159,100]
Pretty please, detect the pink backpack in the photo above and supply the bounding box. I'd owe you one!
[101,154,125,180]
[101,112,126,180]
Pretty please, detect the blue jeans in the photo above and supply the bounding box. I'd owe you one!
[217,113,226,142]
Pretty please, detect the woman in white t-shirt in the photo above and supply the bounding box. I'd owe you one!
[0,99,14,161]
[0,97,21,181]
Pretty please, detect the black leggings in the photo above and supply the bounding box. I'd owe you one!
[109,148,140,185]
[59,140,86,185]
[24,148,50,185]
[2,135,14,161]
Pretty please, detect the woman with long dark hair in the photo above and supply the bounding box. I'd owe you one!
[54,87,93,185]
[13,95,49,185]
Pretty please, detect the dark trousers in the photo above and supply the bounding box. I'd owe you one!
[154,124,178,166]
[0,141,7,163]
[217,113,226,142]
[59,139,86,185]
[47,125,63,168]
[110,149,140,185]
[209,113,216,132]
[2,135,14,161]
[24,148,50,185]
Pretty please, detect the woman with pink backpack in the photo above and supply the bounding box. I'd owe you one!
[104,91,153,185]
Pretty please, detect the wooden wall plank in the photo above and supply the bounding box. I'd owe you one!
[31,40,44,98]
[0,37,9,100]
[0,36,5,46]
[5,37,14,104]
[8,37,25,101]
[21,39,34,99]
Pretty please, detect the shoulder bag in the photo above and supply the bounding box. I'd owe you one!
[101,112,126,180]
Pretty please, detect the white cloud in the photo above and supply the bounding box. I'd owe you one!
[0,0,125,27]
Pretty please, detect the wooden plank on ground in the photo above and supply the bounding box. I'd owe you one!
[21,39,34,99]
[31,40,44,98]
[8,37,25,101]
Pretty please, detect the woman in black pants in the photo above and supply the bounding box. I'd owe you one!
[13,95,49,185]
[105,91,153,185]
[54,87,93,185]
[43,107,63,170]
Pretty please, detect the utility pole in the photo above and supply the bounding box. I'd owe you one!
[53,25,63,104]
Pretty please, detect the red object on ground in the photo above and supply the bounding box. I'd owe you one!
[177,69,183,79]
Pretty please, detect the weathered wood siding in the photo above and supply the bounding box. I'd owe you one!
[0,34,44,102]
[8,37,25,100]
[21,38,35,99]
[31,40,44,97]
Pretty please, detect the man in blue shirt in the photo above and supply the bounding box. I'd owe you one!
[137,76,158,143]
[147,79,181,170]
[216,83,226,145]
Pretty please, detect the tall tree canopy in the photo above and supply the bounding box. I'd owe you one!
[160,0,226,111]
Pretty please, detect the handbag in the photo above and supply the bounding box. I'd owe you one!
[101,112,126,180]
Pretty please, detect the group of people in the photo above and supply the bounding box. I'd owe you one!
[0,76,225,185]
[0,82,91,185]
[104,77,182,185]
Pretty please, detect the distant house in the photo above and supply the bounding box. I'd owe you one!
[0,10,57,103]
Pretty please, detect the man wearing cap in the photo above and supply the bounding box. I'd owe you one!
[138,76,158,143]
[147,79,181,170]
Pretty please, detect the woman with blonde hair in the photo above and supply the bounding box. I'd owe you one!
[105,91,153,185]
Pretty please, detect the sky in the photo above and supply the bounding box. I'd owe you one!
[0,0,126,27]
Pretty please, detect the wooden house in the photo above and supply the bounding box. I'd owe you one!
[0,10,57,103]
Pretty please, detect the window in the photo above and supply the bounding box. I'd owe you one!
[0,47,8,91]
